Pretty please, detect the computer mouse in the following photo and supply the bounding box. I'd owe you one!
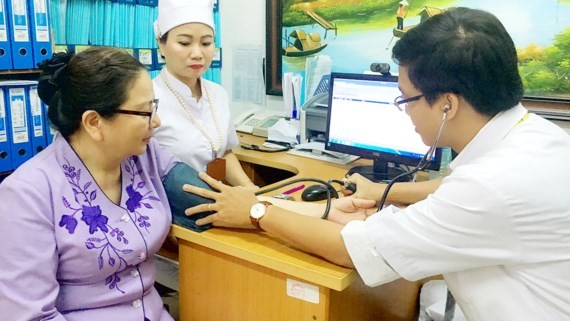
[301,184,339,202]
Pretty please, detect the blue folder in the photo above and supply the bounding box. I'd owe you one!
[152,48,164,71]
[136,0,157,6]
[6,0,33,69]
[112,0,136,4]
[0,0,13,70]
[26,84,46,155]
[0,86,13,172]
[42,99,54,145]
[27,0,52,67]
[4,82,32,168]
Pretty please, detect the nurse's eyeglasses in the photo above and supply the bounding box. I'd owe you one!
[393,94,424,111]
[113,99,159,126]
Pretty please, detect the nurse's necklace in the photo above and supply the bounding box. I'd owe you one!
[161,71,223,157]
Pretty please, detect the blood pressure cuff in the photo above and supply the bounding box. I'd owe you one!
[163,162,214,232]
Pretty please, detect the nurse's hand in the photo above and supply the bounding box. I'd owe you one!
[341,173,384,203]
[327,197,377,225]
[183,172,259,229]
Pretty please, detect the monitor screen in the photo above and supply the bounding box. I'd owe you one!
[324,72,441,182]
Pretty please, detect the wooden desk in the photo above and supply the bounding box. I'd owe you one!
[170,134,422,321]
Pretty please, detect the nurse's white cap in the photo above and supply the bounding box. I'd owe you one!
[153,0,216,38]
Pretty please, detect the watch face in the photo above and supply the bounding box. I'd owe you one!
[250,203,266,219]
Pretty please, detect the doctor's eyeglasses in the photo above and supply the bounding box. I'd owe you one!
[393,94,424,110]
[114,99,159,125]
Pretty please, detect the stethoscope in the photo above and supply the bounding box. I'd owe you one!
[376,104,450,211]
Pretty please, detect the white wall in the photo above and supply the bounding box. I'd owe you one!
[219,0,284,118]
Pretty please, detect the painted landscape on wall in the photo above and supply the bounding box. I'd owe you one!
[281,0,570,101]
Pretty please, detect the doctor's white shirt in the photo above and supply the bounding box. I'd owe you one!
[341,104,570,321]
[153,69,239,172]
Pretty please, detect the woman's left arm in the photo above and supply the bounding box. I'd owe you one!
[223,151,258,190]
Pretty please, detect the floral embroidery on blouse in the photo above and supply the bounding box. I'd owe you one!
[124,156,161,232]
[58,156,160,293]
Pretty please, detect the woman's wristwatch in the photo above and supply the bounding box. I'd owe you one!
[249,201,272,231]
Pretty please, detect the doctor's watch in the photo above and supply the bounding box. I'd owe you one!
[250,201,273,231]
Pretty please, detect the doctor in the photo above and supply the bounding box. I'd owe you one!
[183,7,570,321]
[152,0,258,190]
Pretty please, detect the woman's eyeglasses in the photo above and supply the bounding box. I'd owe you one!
[393,94,423,110]
[114,99,159,126]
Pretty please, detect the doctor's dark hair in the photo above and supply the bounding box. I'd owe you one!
[392,7,523,116]
[37,47,146,138]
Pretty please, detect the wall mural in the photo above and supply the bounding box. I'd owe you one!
[270,0,570,102]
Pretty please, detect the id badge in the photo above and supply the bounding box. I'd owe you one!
[206,158,226,181]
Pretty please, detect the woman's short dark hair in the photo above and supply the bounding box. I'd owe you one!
[37,47,146,137]
[392,7,524,116]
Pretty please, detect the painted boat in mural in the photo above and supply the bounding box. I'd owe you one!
[393,6,444,38]
[282,29,327,57]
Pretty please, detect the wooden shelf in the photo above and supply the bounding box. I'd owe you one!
[0,69,42,81]
[0,69,41,75]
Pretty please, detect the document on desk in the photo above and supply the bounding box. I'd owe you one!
[288,142,359,165]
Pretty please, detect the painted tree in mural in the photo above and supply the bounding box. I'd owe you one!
[519,27,570,97]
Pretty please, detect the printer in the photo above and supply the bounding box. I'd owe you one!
[300,92,329,143]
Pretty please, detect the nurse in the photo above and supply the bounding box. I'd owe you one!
[184,8,570,321]
[0,47,177,320]
[152,0,258,190]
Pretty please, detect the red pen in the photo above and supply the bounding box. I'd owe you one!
[282,184,305,195]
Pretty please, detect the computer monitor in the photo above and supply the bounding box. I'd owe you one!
[324,72,441,182]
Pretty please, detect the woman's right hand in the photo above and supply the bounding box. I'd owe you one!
[340,173,385,203]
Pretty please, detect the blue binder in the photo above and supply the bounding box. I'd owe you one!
[152,48,164,71]
[136,0,157,6]
[42,100,54,145]
[0,86,13,172]
[26,84,46,155]
[6,0,33,69]
[27,0,52,67]
[5,84,32,168]
[0,0,13,70]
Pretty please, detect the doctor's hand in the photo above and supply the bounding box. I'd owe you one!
[341,173,384,203]
[327,197,377,226]
[183,172,259,229]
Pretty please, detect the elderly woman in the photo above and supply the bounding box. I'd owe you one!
[0,47,210,320]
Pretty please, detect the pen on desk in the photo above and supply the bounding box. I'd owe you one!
[283,184,305,195]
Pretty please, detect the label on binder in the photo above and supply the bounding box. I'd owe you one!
[10,89,28,143]
[33,0,49,42]
[0,1,7,41]
[29,88,43,137]
[0,91,6,143]
[138,49,152,65]
[12,0,29,42]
